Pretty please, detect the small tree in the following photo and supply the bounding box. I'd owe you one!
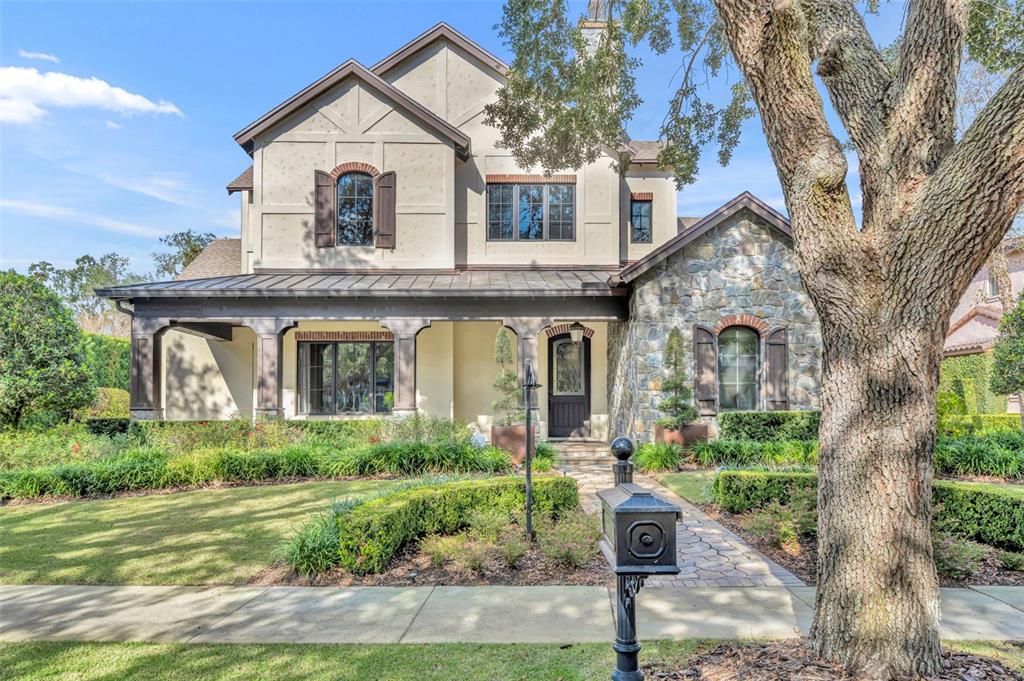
[0,271,95,428]
[491,327,524,426]
[990,292,1024,429]
[657,328,698,430]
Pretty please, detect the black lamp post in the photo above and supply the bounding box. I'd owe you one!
[523,359,541,539]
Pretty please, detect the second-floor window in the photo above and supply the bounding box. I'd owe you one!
[337,172,374,245]
[630,199,652,243]
[487,183,575,241]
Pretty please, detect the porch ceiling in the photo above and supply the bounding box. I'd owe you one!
[96,269,623,300]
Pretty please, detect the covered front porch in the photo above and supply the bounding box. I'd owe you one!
[100,269,627,441]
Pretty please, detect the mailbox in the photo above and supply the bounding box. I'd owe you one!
[598,482,682,575]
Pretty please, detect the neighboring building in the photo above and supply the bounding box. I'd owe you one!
[99,23,824,441]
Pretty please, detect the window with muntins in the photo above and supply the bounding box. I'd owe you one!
[718,326,759,411]
[630,200,652,243]
[486,183,575,241]
[298,341,393,415]
[337,172,374,245]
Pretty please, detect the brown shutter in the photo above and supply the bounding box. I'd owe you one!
[766,328,789,411]
[693,326,718,415]
[374,171,396,249]
[314,170,335,248]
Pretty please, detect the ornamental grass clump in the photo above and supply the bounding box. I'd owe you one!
[633,442,684,472]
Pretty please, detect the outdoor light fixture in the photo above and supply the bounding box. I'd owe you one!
[569,321,586,344]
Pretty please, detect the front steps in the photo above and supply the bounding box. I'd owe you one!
[550,439,615,466]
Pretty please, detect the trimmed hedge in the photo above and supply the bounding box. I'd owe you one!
[692,439,818,467]
[712,470,1024,551]
[717,411,820,441]
[937,414,1021,437]
[334,476,579,574]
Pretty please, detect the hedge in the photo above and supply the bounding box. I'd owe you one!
[83,333,130,390]
[691,439,818,467]
[712,470,1024,551]
[716,411,820,441]
[937,414,1021,437]
[334,476,579,574]
[85,417,132,437]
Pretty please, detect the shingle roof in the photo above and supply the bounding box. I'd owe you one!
[625,140,665,164]
[99,268,623,300]
[677,217,701,233]
[226,167,253,195]
[176,239,242,281]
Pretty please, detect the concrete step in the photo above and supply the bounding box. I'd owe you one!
[551,440,615,466]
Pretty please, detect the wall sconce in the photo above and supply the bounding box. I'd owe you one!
[569,321,586,344]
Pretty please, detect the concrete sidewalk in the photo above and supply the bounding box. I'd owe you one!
[2,584,1023,644]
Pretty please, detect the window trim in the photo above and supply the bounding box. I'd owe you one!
[630,199,653,244]
[486,183,576,242]
[336,171,375,246]
[297,339,393,416]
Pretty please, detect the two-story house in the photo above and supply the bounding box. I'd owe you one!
[99,23,824,441]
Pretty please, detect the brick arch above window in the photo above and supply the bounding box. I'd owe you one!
[711,314,769,336]
[545,323,595,339]
[329,162,380,180]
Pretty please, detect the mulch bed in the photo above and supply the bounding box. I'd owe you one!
[646,639,1024,680]
[252,539,613,588]
[703,505,1024,588]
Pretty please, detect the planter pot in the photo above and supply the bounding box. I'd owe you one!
[491,424,528,464]
[655,423,710,447]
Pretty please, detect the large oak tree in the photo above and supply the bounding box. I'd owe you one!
[485,0,1024,677]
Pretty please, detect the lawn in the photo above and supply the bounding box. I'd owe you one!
[0,479,407,586]
[654,469,717,504]
[0,640,1019,680]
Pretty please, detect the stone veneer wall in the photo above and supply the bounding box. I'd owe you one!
[608,209,823,441]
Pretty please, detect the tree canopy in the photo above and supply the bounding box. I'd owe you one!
[153,229,216,279]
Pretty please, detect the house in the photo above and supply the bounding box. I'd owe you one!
[97,23,824,441]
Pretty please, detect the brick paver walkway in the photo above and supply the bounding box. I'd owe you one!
[560,464,806,589]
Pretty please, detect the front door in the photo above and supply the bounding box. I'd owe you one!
[547,333,590,438]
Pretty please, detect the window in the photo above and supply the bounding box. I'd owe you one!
[337,172,374,245]
[987,270,999,298]
[486,183,575,241]
[552,338,584,395]
[298,341,393,415]
[718,326,759,411]
[630,199,652,243]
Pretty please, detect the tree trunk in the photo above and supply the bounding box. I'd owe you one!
[811,323,942,677]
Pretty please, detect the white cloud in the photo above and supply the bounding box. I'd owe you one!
[0,67,183,124]
[0,199,164,238]
[18,50,60,64]
[104,119,123,130]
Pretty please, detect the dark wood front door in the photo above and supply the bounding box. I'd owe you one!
[548,333,590,438]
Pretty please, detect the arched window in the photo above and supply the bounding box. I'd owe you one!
[337,172,374,245]
[718,326,759,411]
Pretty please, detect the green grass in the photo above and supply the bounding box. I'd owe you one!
[0,479,407,586]
[654,470,717,503]
[0,640,1019,680]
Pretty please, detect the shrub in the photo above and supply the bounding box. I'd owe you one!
[633,442,683,472]
[139,419,303,453]
[498,525,529,568]
[532,441,558,472]
[85,417,131,437]
[0,423,127,471]
[467,507,511,543]
[933,531,990,580]
[460,541,489,573]
[535,508,600,568]
[741,504,802,554]
[657,328,698,430]
[491,328,523,426]
[717,411,820,442]
[941,351,1006,416]
[79,387,129,419]
[421,534,464,568]
[713,471,1024,552]
[937,414,1021,437]
[382,414,469,446]
[934,436,1022,479]
[83,333,130,391]
[692,439,818,467]
[996,550,1024,571]
[334,476,578,574]
[283,511,342,577]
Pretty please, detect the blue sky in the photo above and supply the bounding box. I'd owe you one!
[0,1,906,275]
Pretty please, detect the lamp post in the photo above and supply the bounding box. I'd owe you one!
[523,360,541,539]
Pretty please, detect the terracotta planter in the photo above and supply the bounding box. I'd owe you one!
[491,424,528,464]
[654,423,709,447]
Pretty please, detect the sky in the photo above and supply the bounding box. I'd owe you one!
[0,0,907,276]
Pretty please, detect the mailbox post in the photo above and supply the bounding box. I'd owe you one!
[598,437,682,681]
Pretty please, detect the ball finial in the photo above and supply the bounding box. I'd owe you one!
[610,436,635,461]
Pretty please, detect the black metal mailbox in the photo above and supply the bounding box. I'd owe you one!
[599,482,682,575]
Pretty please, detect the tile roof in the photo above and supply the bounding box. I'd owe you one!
[226,166,253,195]
[176,239,242,281]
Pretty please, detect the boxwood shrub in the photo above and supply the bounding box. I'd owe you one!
[334,476,579,574]
[937,414,1021,437]
[712,470,1024,551]
[717,411,820,441]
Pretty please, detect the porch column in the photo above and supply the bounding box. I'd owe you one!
[502,317,553,408]
[381,318,432,414]
[130,317,171,420]
[247,318,296,419]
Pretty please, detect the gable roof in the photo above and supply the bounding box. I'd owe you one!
[372,22,508,78]
[226,166,253,195]
[232,60,471,157]
[177,239,242,281]
[624,139,664,164]
[943,305,1002,356]
[616,192,791,284]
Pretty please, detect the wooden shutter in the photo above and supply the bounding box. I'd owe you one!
[374,171,396,249]
[693,326,718,415]
[766,328,789,411]
[314,171,335,248]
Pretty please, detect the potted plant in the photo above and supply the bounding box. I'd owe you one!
[654,327,708,445]
[490,327,528,462]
